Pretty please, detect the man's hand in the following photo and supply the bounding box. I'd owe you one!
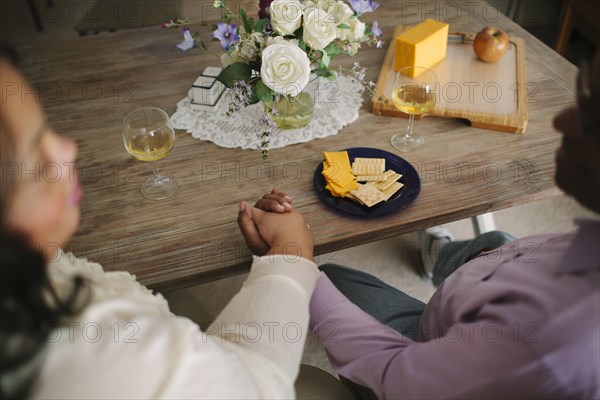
[238,190,313,260]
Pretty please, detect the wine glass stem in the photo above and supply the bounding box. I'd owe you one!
[153,166,161,185]
[405,114,415,139]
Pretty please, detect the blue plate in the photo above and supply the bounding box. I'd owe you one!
[313,147,421,216]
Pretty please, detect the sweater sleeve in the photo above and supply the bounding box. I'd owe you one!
[31,254,319,399]
[209,255,320,391]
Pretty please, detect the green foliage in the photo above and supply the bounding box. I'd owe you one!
[239,8,253,34]
[253,18,270,33]
[296,29,307,51]
[324,43,342,57]
[255,80,275,103]
[321,51,331,68]
[314,67,334,79]
[247,92,260,105]
[217,63,253,88]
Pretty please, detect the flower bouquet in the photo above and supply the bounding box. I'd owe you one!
[164,0,382,158]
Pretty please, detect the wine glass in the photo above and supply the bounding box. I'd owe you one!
[123,107,177,200]
[390,66,437,152]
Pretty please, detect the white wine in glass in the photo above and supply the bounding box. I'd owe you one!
[123,107,177,200]
[391,66,437,152]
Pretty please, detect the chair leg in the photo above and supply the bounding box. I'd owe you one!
[27,0,44,32]
[471,213,497,236]
[555,0,574,55]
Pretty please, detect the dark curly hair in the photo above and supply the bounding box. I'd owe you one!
[0,38,87,399]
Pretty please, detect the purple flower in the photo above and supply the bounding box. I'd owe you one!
[176,27,195,51]
[262,22,274,36]
[212,23,240,51]
[371,21,382,37]
[348,0,380,15]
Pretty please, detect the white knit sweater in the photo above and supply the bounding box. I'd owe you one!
[30,251,319,399]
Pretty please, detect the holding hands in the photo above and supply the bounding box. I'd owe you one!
[238,189,314,260]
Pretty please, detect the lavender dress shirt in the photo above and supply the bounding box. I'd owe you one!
[310,219,600,399]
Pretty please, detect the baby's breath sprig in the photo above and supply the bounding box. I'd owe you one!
[337,62,377,97]
[226,80,254,116]
[256,112,276,159]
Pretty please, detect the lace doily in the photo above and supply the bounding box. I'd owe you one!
[171,76,364,150]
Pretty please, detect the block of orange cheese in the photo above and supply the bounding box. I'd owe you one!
[394,19,449,77]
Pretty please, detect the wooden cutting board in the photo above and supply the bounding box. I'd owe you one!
[372,26,528,133]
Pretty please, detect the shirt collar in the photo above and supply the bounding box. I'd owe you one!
[557,218,600,274]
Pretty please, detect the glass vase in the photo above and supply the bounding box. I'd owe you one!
[264,91,315,129]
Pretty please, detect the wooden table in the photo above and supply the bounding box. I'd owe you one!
[17,0,577,292]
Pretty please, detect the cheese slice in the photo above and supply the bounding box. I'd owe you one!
[322,165,356,187]
[326,179,358,197]
[323,151,358,197]
[327,178,358,195]
[325,184,343,197]
[394,19,449,77]
[324,151,352,174]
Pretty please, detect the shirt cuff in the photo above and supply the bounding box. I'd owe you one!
[248,255,320,298]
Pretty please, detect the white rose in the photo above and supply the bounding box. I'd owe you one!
[270,0,304,36]
[337,17,366,42]
[267,36,301,48]
[303,0,318,13]
[303,8,337,50]
[321,0,353,24]
[304,0,351,23]
[261,42,311,96]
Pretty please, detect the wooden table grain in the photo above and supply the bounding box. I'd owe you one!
[16,0,577,292]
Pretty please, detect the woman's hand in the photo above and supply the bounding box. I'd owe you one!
[253,189,294,213]
[238,190,313,260]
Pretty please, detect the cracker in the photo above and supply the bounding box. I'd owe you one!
[344,192,364,205]
[381,182,405,201]
[350,183,386,207]
[352,158,385,175]
[353,157,386,166]
[383,170,398,178]
[357,170,398,182]
[352,163,385,176]
[356,174,387,182]
[374,172,403,191]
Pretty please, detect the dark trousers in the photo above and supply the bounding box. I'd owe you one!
[320,231,515,400]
